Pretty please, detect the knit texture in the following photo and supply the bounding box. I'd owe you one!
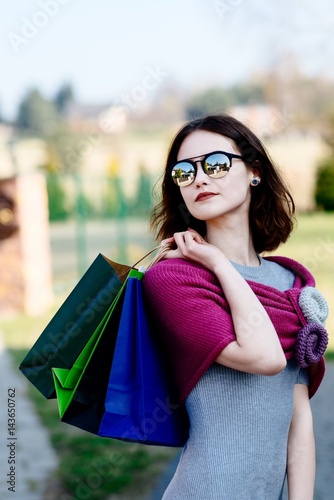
[156,259,310,500]
[162,361,307,500]
[143,255,326,401]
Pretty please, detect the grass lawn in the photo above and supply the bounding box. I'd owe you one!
[1,302,178,499]
[272,211,334,350]
[0,211,333,498]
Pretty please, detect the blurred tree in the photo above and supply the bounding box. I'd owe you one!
[185,84,265,119]
[315,158,334,211]
[314,106,334,211]
[263,54,334,132]
[54,83,75,115]
[75,187,94,219]
[320,111,334,151]
[130,165,152,216]
[16,85,83,174]
[45,122,84,173]
[46,173,69,221]
[16,88,59,136]
[185,87,231,119]
[228,83,264,105]
[101,157,122,218]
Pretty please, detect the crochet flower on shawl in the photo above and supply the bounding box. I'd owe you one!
[295,286,329,368]
[299,286,329,326]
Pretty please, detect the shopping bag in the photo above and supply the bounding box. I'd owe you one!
[53,269,189,446]
[51,287,122,418]
[98,273,189,447]
[19,254,126,399]
[51,273,130,434]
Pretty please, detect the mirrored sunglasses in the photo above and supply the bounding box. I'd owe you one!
[170,150,244,187]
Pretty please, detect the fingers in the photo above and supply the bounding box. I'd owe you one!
[187,228,204,244]
[161,230,204,247]
[160,230,222,271]
[161,236,175,245]
[173,230,203,259]
[160,230,205,261]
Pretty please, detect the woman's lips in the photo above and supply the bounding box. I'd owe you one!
[195,192,218,202]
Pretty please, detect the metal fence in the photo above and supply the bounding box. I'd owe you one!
[47,172,159,292]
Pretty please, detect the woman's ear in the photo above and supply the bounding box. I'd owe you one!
[250,159,262,179]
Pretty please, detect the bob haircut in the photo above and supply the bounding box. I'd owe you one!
[151,114,295,253]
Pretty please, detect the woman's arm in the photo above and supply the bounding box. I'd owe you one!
[287,384,315,500]
[213,257,286,375]
[164,230,286,375]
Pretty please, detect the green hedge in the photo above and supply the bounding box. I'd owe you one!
[315,158,334,211]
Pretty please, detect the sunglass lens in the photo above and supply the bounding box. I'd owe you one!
[204,153,230,178]
[171,162,195,186]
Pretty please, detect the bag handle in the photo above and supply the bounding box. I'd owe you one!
[113,242,174,281]
[145,242,175,270]
[132,241,175,271]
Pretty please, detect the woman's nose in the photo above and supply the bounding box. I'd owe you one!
[194,161,209,185]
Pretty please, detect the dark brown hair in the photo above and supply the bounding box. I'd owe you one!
[150,114,295,253]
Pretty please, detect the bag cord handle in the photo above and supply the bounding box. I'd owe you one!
[131,242,175,271]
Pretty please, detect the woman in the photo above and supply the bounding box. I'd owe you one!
[143,114,328,499]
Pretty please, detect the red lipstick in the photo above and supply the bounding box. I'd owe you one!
[195,192,217,202]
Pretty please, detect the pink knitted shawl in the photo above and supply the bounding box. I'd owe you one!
[143,256,326,402]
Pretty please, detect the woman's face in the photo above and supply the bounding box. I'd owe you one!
[176,130,255,223]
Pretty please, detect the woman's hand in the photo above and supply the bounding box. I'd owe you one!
[161,229,225,274]
[162,230,286,376]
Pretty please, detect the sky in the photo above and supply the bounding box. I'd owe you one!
[1,0,334,119]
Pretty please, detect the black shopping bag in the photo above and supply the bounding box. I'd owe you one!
[19,254,126,398]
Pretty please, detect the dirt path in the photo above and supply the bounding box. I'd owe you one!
[0,333,58,500]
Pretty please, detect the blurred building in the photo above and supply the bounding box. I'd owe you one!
[228,103,287,139]
[228,104,328,212]
[0,126,53,316]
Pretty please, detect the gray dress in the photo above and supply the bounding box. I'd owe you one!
[162,256,309,500]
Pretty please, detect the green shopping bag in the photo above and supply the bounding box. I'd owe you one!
[51,301,117,418]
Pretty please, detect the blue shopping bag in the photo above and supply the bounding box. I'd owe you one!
[98,273,189,447]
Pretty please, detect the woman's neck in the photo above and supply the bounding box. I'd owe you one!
[205,216,259,267]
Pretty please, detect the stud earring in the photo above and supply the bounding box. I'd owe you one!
[251,178,260,186]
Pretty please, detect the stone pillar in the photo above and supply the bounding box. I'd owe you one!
[0,177,23,313]
[0,173,53,316]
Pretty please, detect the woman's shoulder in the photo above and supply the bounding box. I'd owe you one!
[145,257,212,279]
[143,257,218,292]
